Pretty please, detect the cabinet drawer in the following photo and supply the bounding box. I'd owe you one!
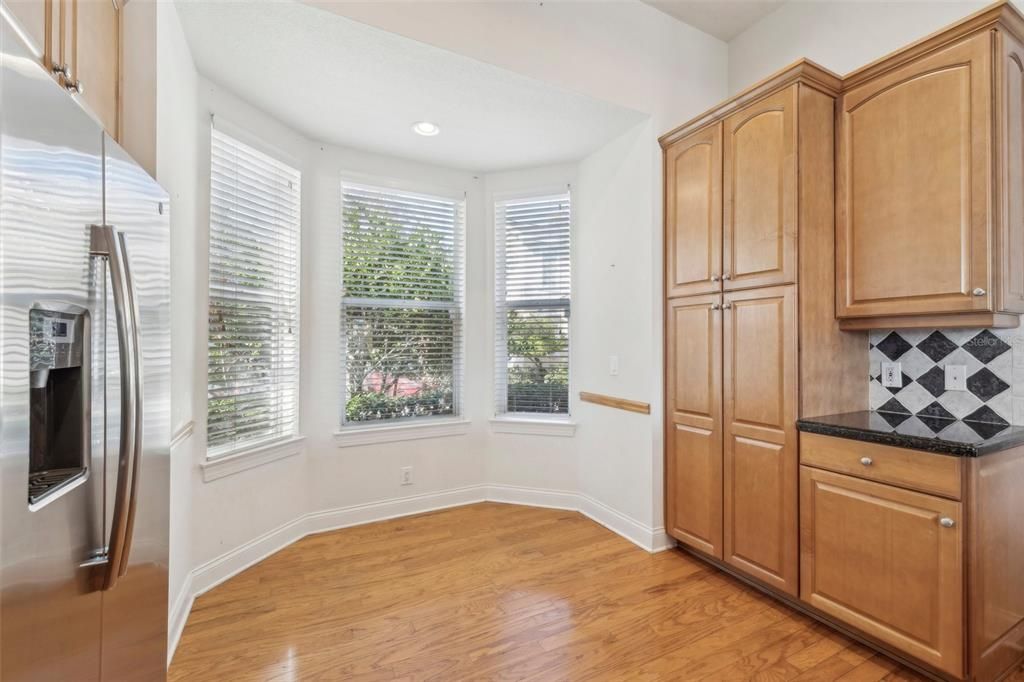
[800,432,962,500]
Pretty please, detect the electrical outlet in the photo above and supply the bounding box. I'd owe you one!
[400,466,413,486]
[881,362,902,388]
[609,355,619,376]
[945,365,967,391]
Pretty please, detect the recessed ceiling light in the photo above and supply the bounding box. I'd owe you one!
[412,121,440,137]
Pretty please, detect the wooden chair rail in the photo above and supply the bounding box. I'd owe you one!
[578,392,650,414]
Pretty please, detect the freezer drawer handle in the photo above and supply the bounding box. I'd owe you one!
[88,224,144,591]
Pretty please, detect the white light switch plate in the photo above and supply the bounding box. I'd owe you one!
[608,355,619,376]
[945,365,967,391]
[881,362,902,388]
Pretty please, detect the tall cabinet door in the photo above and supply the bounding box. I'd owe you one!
[837,32,992,318]
[722,285,798,595]
[665,123,722,298]
[666,294,723,557]
[68,0,120,138]
[722,86,798,292]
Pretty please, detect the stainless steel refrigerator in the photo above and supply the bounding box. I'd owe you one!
[0,9,170,681]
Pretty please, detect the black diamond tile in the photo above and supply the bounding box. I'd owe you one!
[963,329,1011,363]
[964,404,1010,426]
[917,401,955,421]
[966,367,1010,402]
[916,331,958,362]
[964,419,1011,439]
[916,366,947,398]
[878,397,911,416]
[876,332,912,361]
[884,373,913,394]
[877,410,911,427]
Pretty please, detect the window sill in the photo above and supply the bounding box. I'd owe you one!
[201,436,305,482]
[490,416,576,437]
[334,418,472,448]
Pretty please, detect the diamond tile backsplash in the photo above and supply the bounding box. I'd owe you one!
[868,327,1024,426]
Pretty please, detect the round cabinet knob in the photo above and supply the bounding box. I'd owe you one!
[52,63,70,79]
[940,517,956,528]
[711,303,721,311]
[722,273,732,281]
[973,287,987,296]
[66,80,83,95]
[711,275,720,283]
[722,302,732,310]
[860,457,873,466]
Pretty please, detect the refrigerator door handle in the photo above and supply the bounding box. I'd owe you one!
[88,224,144,590]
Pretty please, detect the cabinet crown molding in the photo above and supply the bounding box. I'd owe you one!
[843,0,1024,89]
[658,59,841,149]
[659,1,1024,149]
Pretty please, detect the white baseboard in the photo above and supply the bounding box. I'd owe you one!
[482,483,578,510]
[167,573,194,667]
[305,485,487,534]
[167,484,666,666]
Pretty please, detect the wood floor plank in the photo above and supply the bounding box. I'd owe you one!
[169,503,945,681]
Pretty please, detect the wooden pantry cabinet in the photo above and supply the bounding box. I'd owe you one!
[661,62,866,597]
[5,0,121,139]
[837,4,1024,330]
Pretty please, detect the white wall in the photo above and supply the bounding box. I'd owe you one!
[153,0,199,638]
[728,1,989,92]
[575,119,662,528]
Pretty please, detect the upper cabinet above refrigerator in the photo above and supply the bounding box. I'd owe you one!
[836,6,1024,330]
[4,0,121,139]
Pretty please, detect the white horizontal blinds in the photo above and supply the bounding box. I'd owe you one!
[495,191,571,416]
[341,182,464,424]
[207,127,301,452]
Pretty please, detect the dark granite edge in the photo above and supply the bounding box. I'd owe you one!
[796,418,982,457]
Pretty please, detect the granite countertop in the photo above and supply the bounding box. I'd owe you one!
[796,410,1024,457]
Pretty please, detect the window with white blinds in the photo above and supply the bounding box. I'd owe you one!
[207,127,301,453]
[341,182,464,425]
[494,191,571,416]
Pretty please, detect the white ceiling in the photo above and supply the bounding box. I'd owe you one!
[175,0,646,172]
[641,0,786,41]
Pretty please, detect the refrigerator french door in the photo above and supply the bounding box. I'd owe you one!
[0,9,170,681]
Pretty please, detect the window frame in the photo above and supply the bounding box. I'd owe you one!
[492,186,574,425]
[205,121,303,460]
[338,177,468,432]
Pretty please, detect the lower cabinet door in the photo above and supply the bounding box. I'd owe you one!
[800,467,964,678]
[722,285,798,595]
[665,294,723,557]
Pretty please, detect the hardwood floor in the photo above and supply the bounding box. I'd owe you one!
[169,503,1022,681]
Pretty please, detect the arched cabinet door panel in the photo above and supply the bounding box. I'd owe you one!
[665,123,722,298]
[722,85,798,292]
[837,32,992,318]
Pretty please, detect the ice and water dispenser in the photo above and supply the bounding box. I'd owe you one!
[28,305,90,506]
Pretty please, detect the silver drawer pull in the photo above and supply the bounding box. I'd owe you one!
[940,517,956,528]
[860,457,873,466]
